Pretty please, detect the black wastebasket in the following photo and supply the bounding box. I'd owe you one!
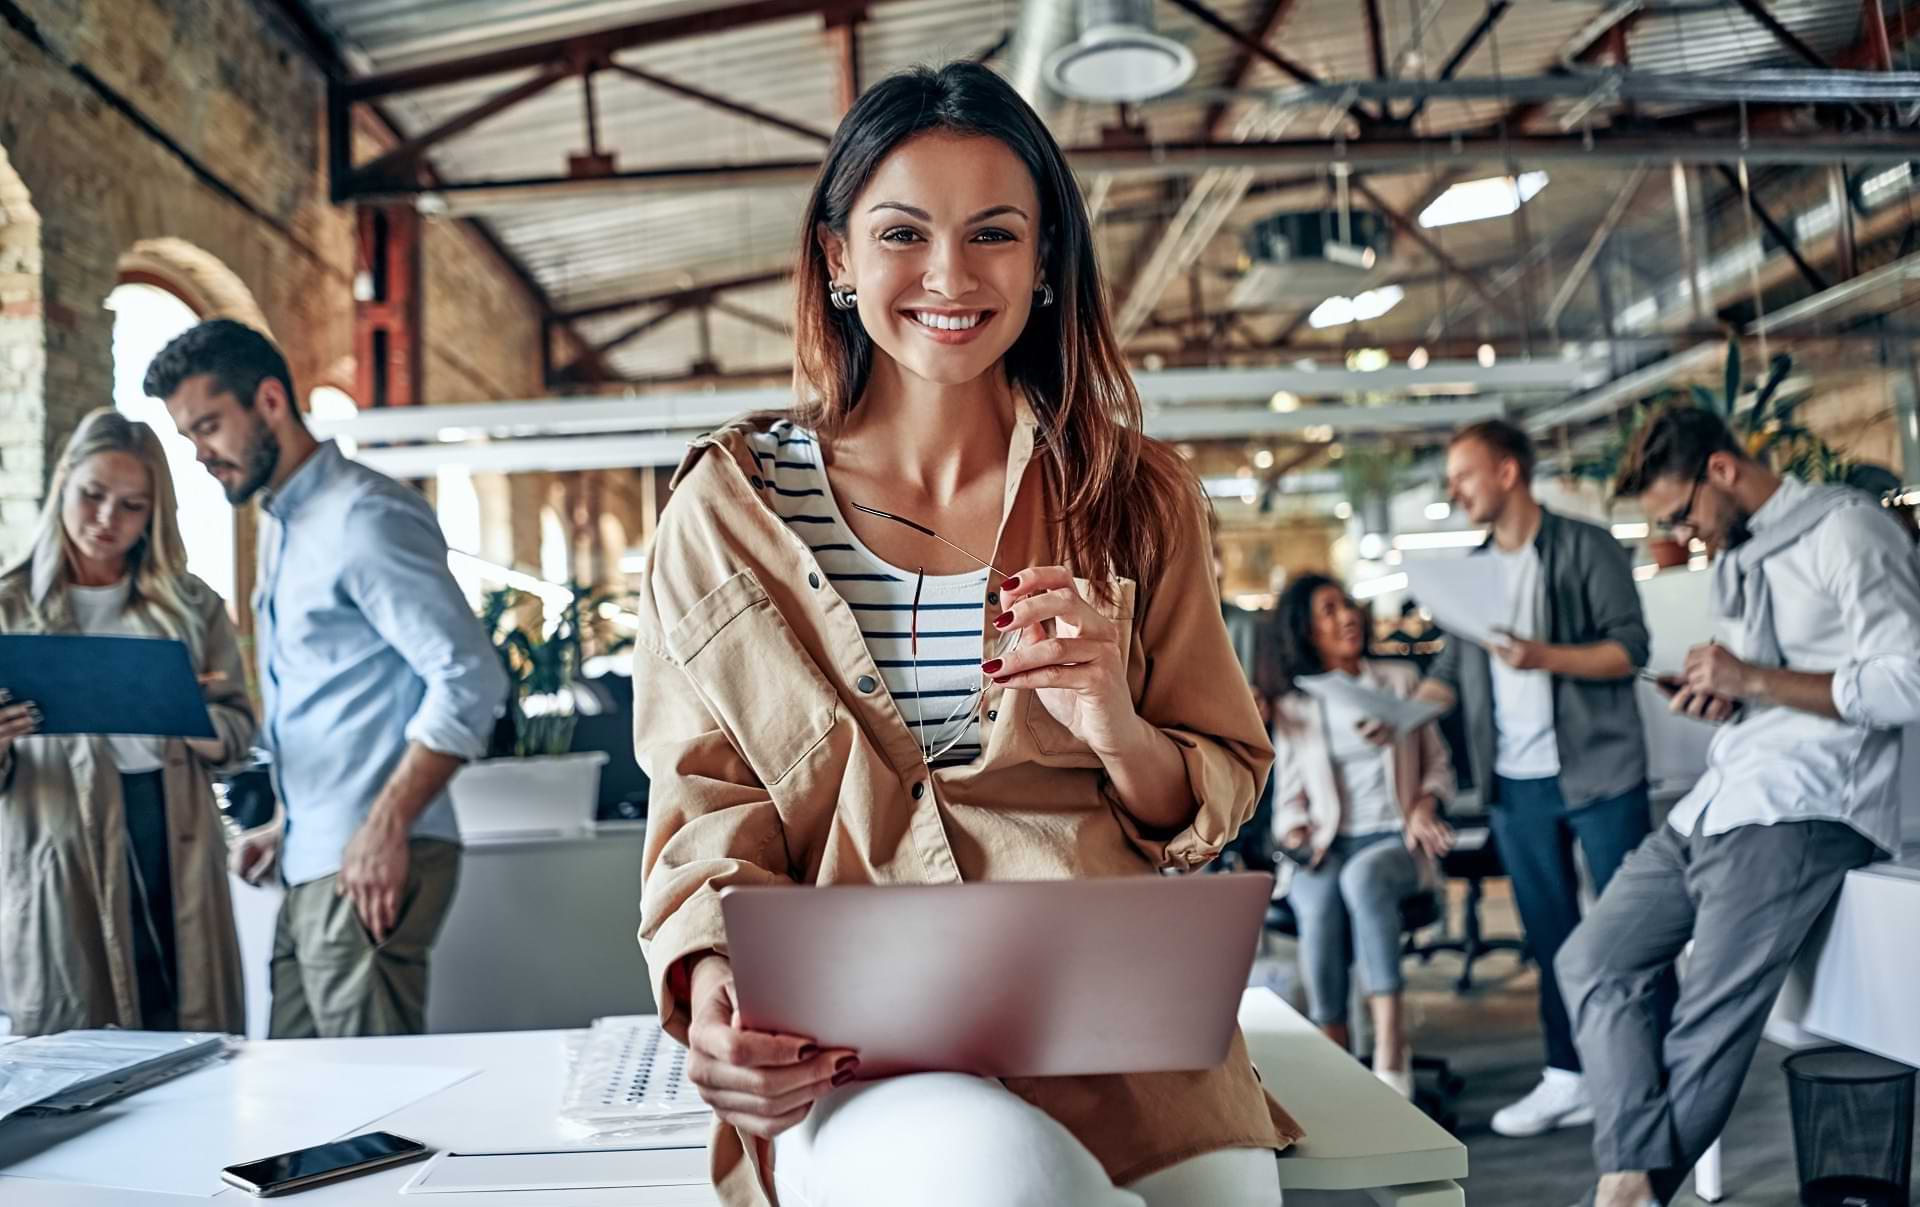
[1783,1046,1916,1207]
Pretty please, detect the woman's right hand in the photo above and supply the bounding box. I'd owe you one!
[686,954,858,1139]
[0,690,40,759]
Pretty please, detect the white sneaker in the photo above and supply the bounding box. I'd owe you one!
[1374,1065,1415,1098]
[1491,1068,1594,1137]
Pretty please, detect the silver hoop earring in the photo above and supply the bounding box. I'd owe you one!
[829,285,858,311]
[1035,283,1054,308]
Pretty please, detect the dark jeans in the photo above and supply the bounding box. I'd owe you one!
[1489,775,1653,1073]
[121,770,179,1031]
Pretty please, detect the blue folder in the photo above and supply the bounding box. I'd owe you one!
[0,634,216,739]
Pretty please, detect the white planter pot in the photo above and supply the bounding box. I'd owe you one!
[449,751,608,840]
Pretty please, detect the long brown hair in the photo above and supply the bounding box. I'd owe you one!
[790,62,1201,593]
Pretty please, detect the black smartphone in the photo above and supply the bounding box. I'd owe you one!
[1638,669,1686,696]
[220,1132,429,1196]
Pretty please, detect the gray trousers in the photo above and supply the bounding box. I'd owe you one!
[1555,817,1875,1201]
[1289,831,1419,1026]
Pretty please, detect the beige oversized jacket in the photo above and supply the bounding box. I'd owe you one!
[634,407,1299,1205]
[0,547,255,1036]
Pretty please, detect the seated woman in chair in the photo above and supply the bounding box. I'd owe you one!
[1262,574,1454,1096]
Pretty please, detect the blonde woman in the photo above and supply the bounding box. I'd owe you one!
[0,408,255,1035]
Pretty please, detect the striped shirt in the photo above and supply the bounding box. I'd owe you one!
[745,420,992,768]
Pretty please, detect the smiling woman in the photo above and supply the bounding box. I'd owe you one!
[634,62,1286,1207]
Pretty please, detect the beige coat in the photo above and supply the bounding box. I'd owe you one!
[1269,658,1455,896]
[633,406,1296,1206]
[0,546,255,1036]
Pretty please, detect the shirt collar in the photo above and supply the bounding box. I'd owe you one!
[1745,475,1806,533]
[262,441,343,521]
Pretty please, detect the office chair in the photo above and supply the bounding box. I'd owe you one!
[1405,820,1529,994]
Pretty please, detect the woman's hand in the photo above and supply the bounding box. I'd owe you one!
[1404,799,1455,859]
[685,955,857,1139]
[184,673,229,763]
[985,567,1135,755]
[0,689,40,760]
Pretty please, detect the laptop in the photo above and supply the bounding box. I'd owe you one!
[719,873,1271,1080]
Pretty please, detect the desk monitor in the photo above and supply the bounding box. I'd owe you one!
[721,873,1272,1080]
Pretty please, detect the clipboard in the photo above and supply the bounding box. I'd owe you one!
[0,634,216,739]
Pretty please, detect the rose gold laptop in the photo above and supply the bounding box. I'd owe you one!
[719,873,1271,1080]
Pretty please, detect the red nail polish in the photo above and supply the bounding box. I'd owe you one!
[798,1043,818,1060]
[992,676,1012,685]
[980,659,1003,675]
[831,1068,856,1088]
[1001,576,1020,592]
[992,611,1013,629]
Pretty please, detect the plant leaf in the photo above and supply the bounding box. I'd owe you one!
[1689,384,1720,414]
[1723,336,1741,416]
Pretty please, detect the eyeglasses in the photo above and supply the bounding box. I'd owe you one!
[848,501,1021,768]
[1654,469,1708,537]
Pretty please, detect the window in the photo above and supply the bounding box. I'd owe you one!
[540,505,571,587]
[308,386,360,457]
[108,282,234,603]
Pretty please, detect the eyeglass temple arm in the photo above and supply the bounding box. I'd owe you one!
[847,501,1009,580]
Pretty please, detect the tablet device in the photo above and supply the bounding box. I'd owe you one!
[720,872,1272,1080]
[0,634,215,739]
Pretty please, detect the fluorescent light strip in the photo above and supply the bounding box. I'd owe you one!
[1391,529,1487,551]
[1610,522,1650,540]
[1352,572,1409,601]
[1419,172,1549,229]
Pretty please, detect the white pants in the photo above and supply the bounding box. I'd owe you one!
[771,1072,1283,1207]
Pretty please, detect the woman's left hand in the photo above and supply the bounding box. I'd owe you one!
[986,566,1136,755]
[1404,799,1454,859]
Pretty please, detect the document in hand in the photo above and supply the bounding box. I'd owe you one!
[1402,557,1505,649]
[1296,671,1448,737]
[0,634,214,738]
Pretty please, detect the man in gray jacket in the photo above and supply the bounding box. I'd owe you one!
[1398,420,1655,1138]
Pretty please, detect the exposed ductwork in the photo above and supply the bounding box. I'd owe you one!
[1005,0,1081,120]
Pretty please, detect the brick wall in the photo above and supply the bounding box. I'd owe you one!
[0,0,553,574]
[0,144,44,561]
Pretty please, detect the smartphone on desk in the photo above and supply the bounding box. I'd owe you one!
[221,1132,429,1196]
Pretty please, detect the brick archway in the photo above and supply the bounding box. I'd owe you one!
[0,144,45,566]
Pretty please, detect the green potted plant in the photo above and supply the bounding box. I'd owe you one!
[447,583,636,838]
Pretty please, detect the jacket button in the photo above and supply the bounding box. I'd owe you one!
[986,710,997,722]
[986,590,999,606]
[856,675,877,694]
[911,782,925,800]
[808,571,821,589]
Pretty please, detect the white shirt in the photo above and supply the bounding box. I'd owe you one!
[1668,476,1920,854]
[66,579,168,775]
[1324,695,1401,835]
[1489,541,1561,779]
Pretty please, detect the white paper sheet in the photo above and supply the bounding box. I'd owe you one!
[402,1143,709,1193]
[1403,558,1507,649]
[1296,672,1448,737]
[0,1057,476,1197]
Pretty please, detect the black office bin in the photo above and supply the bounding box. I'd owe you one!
[1783,1046,1916,1207]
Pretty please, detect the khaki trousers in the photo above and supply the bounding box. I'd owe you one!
[268,838,461,1039]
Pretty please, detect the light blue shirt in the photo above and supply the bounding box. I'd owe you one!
[255,442,508,885]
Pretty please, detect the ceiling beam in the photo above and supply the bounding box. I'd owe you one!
[711,299,791,338]
[1363,0,1391,85]
[1729,0,1833,69]
[1353,179,1521,321]
[1163,0,1377,128]
[557,268,791,322]
[608,62,832,144]
[343,128,1920,210]
[1198,0,1305,139]
[339,0,867,101]
[1407,0,1512,125]
[1713,163,1830,293]
[826,11,862,116]
[351,62,574,190]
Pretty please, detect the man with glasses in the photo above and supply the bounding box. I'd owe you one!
[1399,419,1655,1139]
[1558,406,1920,1207]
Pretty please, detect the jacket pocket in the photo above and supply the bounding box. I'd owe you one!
[666,569,837,786]
[1025,575,1138,758]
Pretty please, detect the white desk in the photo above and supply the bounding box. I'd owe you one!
[0,990,1464,1206]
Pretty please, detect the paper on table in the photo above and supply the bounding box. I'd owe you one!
[0,1056,476,1197]
[401,1144,710,1194]
[1296,672,1447,737]
[1402,558,1506,649]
